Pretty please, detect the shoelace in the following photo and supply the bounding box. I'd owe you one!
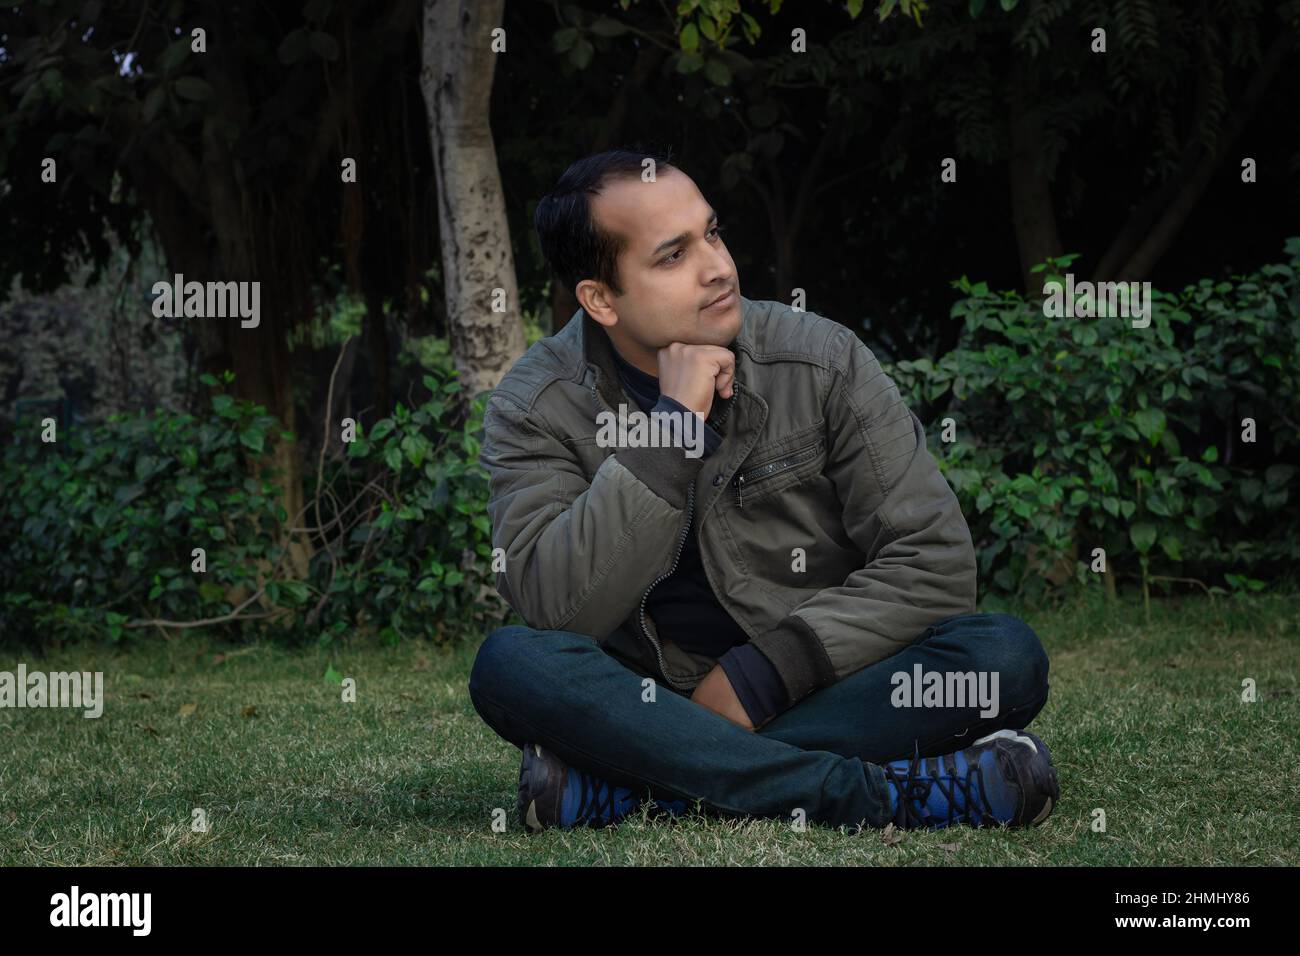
[885,742,996,829]
[573,771,634,826]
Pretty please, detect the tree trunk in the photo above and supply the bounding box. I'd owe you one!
[1116,32,1295,280]
[420,0,526,401]
[1007,76,1063,292]
[365,287,392,418]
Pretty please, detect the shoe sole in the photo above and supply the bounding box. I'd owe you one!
[518,742,550,835]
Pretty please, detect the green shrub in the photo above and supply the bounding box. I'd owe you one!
[1,370,295,644]
[316,345,514,647]
[883,238,1300,608]
[0,347,517,649]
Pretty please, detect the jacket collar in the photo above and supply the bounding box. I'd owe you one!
[579,298,751,415]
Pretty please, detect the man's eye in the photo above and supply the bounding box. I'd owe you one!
[661,225,724,265]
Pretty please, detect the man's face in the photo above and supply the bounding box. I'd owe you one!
[579,168,742,373]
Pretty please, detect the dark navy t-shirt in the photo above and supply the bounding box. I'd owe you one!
[610,347,786,727]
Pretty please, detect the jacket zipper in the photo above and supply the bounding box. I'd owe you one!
[637,382,742,689]
[590,373,742,690]
[638,480,695,690]
[731,438,825,508]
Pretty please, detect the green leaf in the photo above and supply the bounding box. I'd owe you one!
[135,455,159,482]
[324,663,344,685]
[676,51,704,74]
[174,76,213,102]
[158,38,191,73]
[239,427,265,453]
[1265,464,1296,488]
[309,31,340,61]
[552,27,579,52]
[680,22,700,51]
[969,0,987,15]
[570,38,594,69]
[278,28,311,64]
[302,0,332,21]
[704,58,731,86]
[141,85,167,122]
[1129,523,1156,554]
[590,16,629,37]
[1133,407,1166,444]
[400,434,429,468]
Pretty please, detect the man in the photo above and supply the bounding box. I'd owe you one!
[469,147,1059,834]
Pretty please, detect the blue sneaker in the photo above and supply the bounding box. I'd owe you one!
[883,729,1059,830]
[516,742,689,833]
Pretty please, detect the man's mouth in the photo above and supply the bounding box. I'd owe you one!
[703,288,735,310]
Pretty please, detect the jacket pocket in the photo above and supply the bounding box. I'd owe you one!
[730,435,826,508]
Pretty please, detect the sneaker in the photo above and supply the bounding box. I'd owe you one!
[883,728,1059,830]
[516,742,689,833]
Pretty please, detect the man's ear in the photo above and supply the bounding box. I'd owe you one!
[578,280,617,328]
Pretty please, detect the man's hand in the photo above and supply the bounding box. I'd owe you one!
[657,343,736,417]
[690,663,754,731]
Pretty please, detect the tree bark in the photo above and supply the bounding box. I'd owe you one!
[420,0,526,401]
[1007,78,1063,293]
[1116,32,1295,280]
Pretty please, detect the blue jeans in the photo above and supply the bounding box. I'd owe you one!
[468,612,1050,831]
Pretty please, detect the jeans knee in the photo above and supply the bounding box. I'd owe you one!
[984,613,1049,705]
[469,624,536,708]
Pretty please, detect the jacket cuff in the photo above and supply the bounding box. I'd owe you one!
[656,395,723,457]
[717,642,786,728]
[750,615,838,711]
[614,396,712,508]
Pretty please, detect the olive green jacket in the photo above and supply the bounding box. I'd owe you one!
[479,296,977,716]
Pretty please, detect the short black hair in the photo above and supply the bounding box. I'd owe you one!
[534,146,680,299]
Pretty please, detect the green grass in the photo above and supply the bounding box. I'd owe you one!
[1,591,1297,865]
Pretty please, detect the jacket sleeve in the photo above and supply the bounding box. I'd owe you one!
[749,332,978,714]
[479,389,707,640]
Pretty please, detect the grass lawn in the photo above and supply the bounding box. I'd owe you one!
[2,591,1296,866]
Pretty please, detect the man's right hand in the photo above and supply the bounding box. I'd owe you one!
[657,343,736,417]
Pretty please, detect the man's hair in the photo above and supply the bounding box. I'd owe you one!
[534,146,679,300]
